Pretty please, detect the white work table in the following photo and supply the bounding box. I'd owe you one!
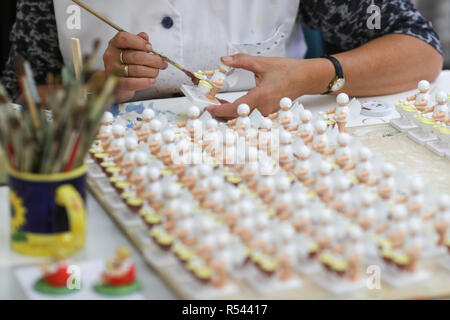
[1,71,449,300]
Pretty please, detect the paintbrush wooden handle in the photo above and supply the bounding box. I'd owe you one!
[72,0,183,70]
[71,38,83,80]
[72,0,125,32]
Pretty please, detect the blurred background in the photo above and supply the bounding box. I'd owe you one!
[0,0,449,76]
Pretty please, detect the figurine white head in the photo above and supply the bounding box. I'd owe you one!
[382,162,396,177]
[125,136,138,151]
[112,124,125,137]
[294,144,310,160]
[260,117,272,130]
[409,176,424,194]
[436,91,448,105]
[358,147,372,162]
[280,97,292,111]
[102,111,114,124]
[279,130,292,145]
[206,118,218,131]
[237,104,250,117]
[360,193,373,207]
[188,106,200,119]
[337,132,351,146]
[135,152,148,166]
[438,194,450,211]
[392,205,407,221]
[142,108,155,122]
[408,217,422,235]
[348,226,363,241]
[337,93,350,106]
[319,161,332,176]
[209,175,224,191]
[300,109,312,123]
[276,176,291,193]
[227,187,241,203]
[150,119,162,132]
[336,176,350,192]
[418,80,430,93]
[293,193,308,209]
[162,129,175,144]
[277,223,295,242]
[147,166,161,182]
[198,164,213,178]
[165,183,181,199]
[314,119,327,134]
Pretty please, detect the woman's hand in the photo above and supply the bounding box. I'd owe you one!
[206,54,333,120]
[103,32,168,103]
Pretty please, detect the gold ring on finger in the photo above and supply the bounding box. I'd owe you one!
[120,50,125,64]
[123,64,129,77]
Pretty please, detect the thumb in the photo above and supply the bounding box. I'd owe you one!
[221,53,263,74]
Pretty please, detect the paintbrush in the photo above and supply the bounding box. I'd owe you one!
[71,0,201,85]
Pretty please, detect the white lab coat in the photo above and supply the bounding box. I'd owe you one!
[53,0,307,100]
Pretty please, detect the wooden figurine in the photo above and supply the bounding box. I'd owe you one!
[407,80,431,112]
[292,144,315,186]
[327,93,350,133]
[434,195,450,247]
[278,130,295,170]
[334,133,354,171]
[312,120,333,156]
[96,111,114,141]
[423,91,449,124]
[135,108,156,137]
[146,119,163,151]
[297,109,313,144]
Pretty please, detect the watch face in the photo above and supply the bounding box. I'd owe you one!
[332,78,345,91]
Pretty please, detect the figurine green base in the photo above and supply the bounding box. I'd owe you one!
[33,278,80,295]
[93,281,141,297]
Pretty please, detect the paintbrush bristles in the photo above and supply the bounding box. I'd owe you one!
[0,44,118,174]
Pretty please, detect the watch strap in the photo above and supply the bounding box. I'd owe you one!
[321,55,344,95]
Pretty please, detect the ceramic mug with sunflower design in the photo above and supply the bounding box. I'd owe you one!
[8,165,87,257]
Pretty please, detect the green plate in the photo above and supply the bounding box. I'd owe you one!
[93,281,141,297]
[33,278,80,295]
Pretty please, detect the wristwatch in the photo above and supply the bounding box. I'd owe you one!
[321,55,345,95]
